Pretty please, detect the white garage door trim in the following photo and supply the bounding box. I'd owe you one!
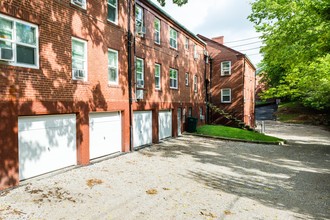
[18,114,77,180]
[159,110,172,140]
[89,112,122,160]
[133,111,152,148]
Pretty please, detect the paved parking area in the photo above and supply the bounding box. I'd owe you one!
[0,134,329,220]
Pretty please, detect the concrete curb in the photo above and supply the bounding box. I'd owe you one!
[183,132,286,145]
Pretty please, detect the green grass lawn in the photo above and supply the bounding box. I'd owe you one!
[196,125,283,142]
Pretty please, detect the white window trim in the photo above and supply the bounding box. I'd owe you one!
[71,0,87,10]
[135,5,144,34]
[221,88,232,103]
[169,28,177,49]
[185,38,189,50]
[194,44,198,59]
[108,49,119,85]
[0,13,39,69]
[221,61,232,76]
[72,37,88,81]
[107,0,118,24]
[194,75,197,93]
[170,68,178,89]
[136,57,144,88]
[199,107,203,119]
[155,63,161,90]
[185,72,189,86]
[154,18,160,44]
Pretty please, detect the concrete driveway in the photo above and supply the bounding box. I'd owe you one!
[1,133,329,220]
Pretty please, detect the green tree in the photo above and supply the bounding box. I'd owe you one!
[156,0,188,7]
[249,0,330,110]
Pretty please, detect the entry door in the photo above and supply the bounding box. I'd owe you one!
[177,108,182,136]
[159,110,172,140]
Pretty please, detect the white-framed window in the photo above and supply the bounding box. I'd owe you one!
[108,49,118,84]
[71,0,86,9]
[170,68,178,89]
[155,63,161,90]
[188,107,192,117]
[199,107,203,119]
[193,43,198,59]
[185,72,189,86]
[185,37,189,50]
[135,5,144,35]
[154,18,160,44]
[107,0,118,24]
[136,57,144,88]
[0,14,39,68]
[169,28,177,49]
[221,88,232,103]
[194,75,197,93]
[72,37,87,81]
[221,61,231,76]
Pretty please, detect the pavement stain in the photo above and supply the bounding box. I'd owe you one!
[86,179,103,188]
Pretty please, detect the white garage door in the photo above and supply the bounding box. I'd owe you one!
[133,111,152,148]
[89,112,122,159]
[18,114,77,180]
[159,110,172,140]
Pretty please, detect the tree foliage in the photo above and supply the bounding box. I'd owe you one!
[249,0,330,110]
[156,0,188,7]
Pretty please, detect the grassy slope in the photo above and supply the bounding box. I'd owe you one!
[196,125,282,142]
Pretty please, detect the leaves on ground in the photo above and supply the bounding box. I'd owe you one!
[200,211,217,218]
[224,210,232,215]
[162,187,170,191]
[86,179,103,188]
[146,189,158,195]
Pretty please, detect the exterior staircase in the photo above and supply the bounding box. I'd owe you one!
[206,102,253,130]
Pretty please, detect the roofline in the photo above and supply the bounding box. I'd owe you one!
[139,0,206,46]
[197,34,256,70]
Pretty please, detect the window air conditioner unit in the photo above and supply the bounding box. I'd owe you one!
[136,89,143,100]
[73,0,83,6]
[194,53,199,59]
[138,26,146,35]
[222,70,230,75]
[136,80,144,88]
[0,47,14,61]
[73,69,85,78]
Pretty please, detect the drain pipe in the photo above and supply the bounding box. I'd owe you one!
[127,0,133,151]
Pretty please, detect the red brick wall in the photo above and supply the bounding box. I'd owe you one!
[243,59,256,127]
[0,0,131,189]
[133,0,206,140]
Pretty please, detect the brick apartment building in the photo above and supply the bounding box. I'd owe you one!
[198,35,256,128]
[0,0,207,190]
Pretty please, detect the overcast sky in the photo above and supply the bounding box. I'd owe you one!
[150,0,263,66]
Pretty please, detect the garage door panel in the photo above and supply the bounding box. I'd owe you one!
[159,110,172,140]
[133,111,152,148]
[89,112,122,159]
[18,114,77,180]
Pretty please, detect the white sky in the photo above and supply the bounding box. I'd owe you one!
[150,0,263,66]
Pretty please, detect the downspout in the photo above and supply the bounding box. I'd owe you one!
[127,0,133,151]
[242,56,246,125]
[204,52,208,123]
[209,57,213,123]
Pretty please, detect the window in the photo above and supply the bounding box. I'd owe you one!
[136,58,144,88]
[194,75,197,92]
[155,63,161,90]
[221,88,232,103]
[170,68,178,89]
[169,28,177,49]
[185,72,189,86]
[199,107,203,120]
[0,14,38,68]
[108,49,118,84]
[71,0,86,9]
[185,37,189,50]
[154,18,160,44]
[72,37,87,80]
[193,44,198,59]
[221,61,231,75]
[107,0,118,24]
[135,5,144,34]
[188,107,192,117]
